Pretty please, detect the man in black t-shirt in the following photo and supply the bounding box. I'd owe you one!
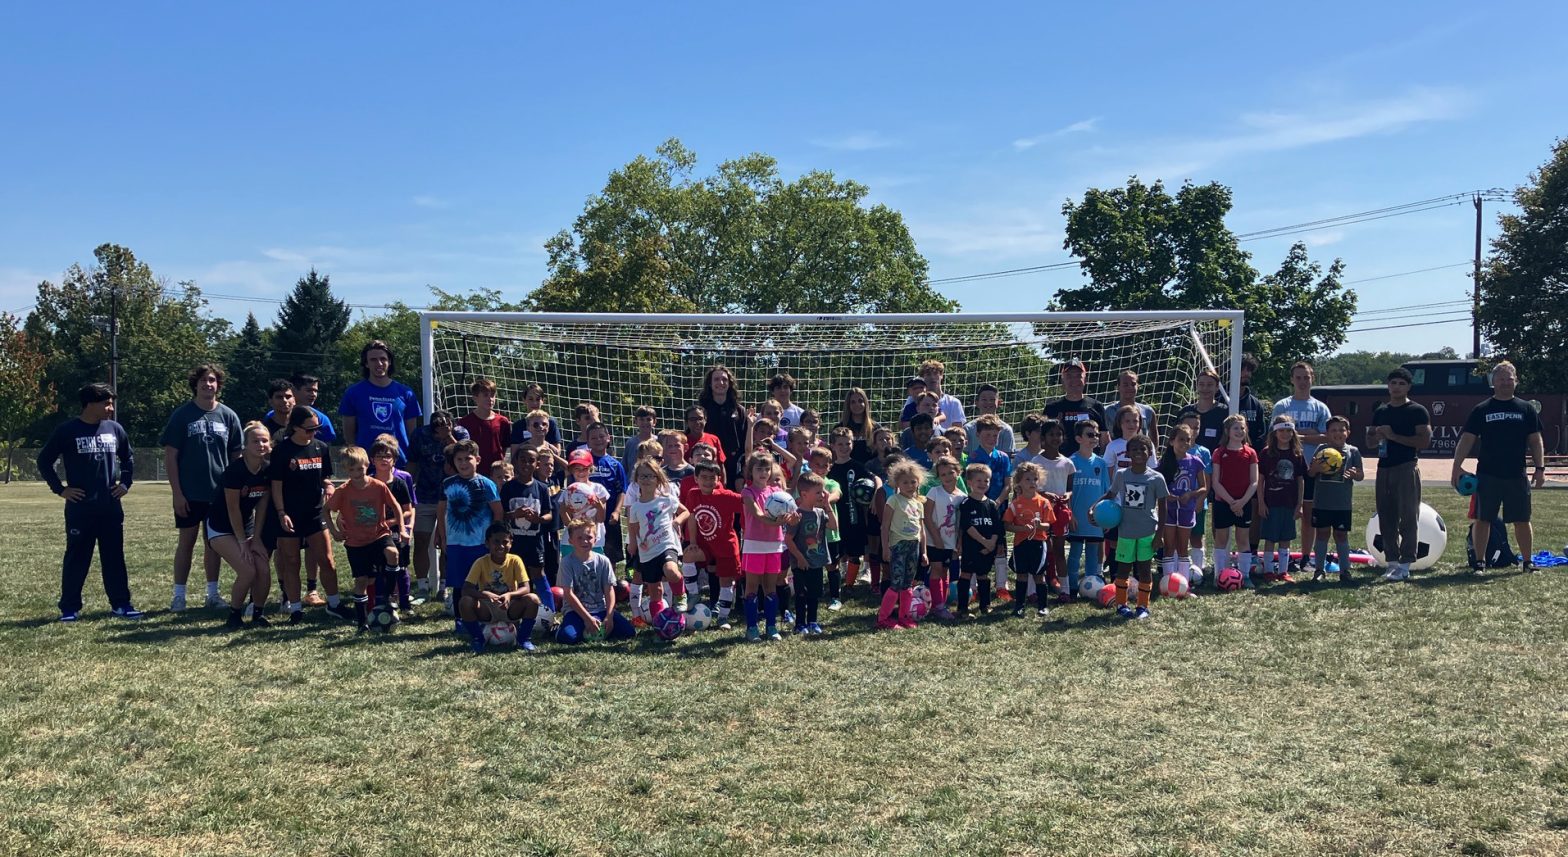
[1042,358,1107,450]
[1451,361,1545,572]
[1179,369,1230,452]
[1367,367,1431,580]
[1234,354,1269,449]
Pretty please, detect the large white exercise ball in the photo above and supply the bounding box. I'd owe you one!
[1365,503,1448,571]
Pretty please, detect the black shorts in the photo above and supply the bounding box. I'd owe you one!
[175,500,211,530]
[928,547,953,567]
[1302,473,1317,503]
[1012,539,1047,577]
[1476,474,1531,524]
[542,544,559,585]
[837,520,868,556]
[960,547,997,575]
[1212,501,1254,530]
[604,520,625,565]
[1310,508,1353,532]
[346,535,397,579]
[277,510,327,540]
[636,549,680,584]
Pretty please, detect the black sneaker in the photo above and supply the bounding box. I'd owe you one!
[225,611,245,629]
[250,613,272,628]
[323,603,353,621]
[288,609,304,625]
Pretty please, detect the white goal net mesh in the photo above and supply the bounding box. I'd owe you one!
[425,314,1240,449]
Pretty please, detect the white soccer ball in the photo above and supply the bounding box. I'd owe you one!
[483,621,516,647]
[1078,574,1106,600]
[534,605,556,632]
[1365,502,1448,571]
[564,483,594,516]
[764,491,797,519]
[688,603,714,631]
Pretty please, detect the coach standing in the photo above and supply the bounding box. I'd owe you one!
[161,363,243,612]
[1367,367,1431,581]
[1451,360,1545,574]
[1042,358,1107,447]
[39,383,143,621]
[340,339,422,464]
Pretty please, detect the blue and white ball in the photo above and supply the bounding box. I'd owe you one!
[687,603,714,631]
[1078,574,1106,600]
[764,491,798,519]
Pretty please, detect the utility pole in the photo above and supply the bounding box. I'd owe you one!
[109,283,119,392]
[1472,194,1483,359]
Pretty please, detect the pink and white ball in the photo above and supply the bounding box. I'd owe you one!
[1159,573,1190,599]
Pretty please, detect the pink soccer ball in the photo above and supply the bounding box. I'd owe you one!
[1216,567,1243,591]
[910,585,930,621]
[1096,584,1118,608]
[1160,573,1190,599]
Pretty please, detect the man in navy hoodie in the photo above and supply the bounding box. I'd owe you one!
[36,383,143,621]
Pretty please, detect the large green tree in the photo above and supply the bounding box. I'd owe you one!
[1054,178,1356,395]
[1314,347,1458,387]
[224,313,272,422]
[1479,138,1568,390]
[528,139,953,314]
[24,244,227,445]
[0,312,55,481]
[271,269,351,401]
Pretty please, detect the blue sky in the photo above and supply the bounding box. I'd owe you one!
[3,2,1564,356]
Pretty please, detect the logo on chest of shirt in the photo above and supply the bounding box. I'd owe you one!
[187,419,228,439]
[74,434,117,456]
[1122,483,1148,508]
[292,456,323,471]
[372,401,393,424]
[1484,411,1523,424]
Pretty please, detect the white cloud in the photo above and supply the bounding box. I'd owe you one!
[412,195,451,209]
[913,209,1061,259]
[1012,116,1102,151]
[810,131,899,151]
[1303,230,1345,247]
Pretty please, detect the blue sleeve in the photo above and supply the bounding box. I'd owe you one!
[158,408,183,448]
[899,400,917,422]
[36,426,65,495]
[404,385,423,420]
[117,422,134,488]
[481,476,500,502]
[547,417,562,446]
[508,420,528,447]
[314,408,338,444]
[338,384,360,417]
[225,408,244,456]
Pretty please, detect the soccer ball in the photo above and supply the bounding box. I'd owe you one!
[1078,574,1106,600]
[483,621,517,647]
[654,607,686,640]
[1216,567,1243,591]
[534,605,556,631]
[688,603,714,631]
[1091,499,1122,530]
[369,604,397,631]
[850,478,878,506]
[1095,583,1118,607]
[1160,572,1190,599]
[764,491,798,519]
[910,584,931,620]
[1456,473,1479,497]
[1365,503,1448,571]
[1313,446,1344,476]
[563,482,596,516]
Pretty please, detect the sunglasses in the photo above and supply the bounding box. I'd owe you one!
[300,424,323,434]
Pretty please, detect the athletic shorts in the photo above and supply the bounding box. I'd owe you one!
[175,500,211,530]
[1476,474,1531,524]
[741,550,783,576]
[1260,505,1297,543]
[277,510,327,540]
[1310,508,1352,532]
[1012,539,1048,577]
[960,547,997,574]
[636,549,680,584]
[928,547,954,566]
[1115,534,1156,563]
[1162,499,1197,530]
[346,535,397,579]
[413,503,440,534]
[838,521,868,556]
[205,522,241,543]
[697,541,742,579]
[1212,501,1253,530]
[1302,473,1317,503]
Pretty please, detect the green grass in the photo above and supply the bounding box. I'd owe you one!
[2,483,1567,856]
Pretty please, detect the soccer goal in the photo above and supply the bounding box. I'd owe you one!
[420,311,1245,445]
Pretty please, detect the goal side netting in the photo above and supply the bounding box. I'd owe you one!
[421,312,1244,449]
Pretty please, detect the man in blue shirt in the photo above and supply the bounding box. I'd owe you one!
[37,383,143,621]
[339,339,421,464]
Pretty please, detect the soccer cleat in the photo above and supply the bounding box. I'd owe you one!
[225,612,245,630]
[59,611,78,623]
[250,613,272,628]
[1134,607,1151,621]
[1339,570,1353,585]
[675,595,689,613]
[168,594,187,612]
[1277,572,1296,584]
[782,609,795,626]
[996,589,1014,603]
[111,605,145,620]
[1381,565,1407,582]
[205,593,229,609]
[1036,607,1050,618]
[323,603,353,621]
[795,623,809,635]
[808,623,825,635]
[766,625,781,641]
[718,621,733,631]
[827,599,843,612]
[1012,608,1025,618]
[746,625,761,642]
[1116,605,1136,620]
[1524,562,1539,575]
[631,615,649,629]
[442,591,455,616]
[303,591,327,607]
[518,640,537,653]
[288,609,304,625]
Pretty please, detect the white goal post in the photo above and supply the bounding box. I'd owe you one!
[419,311,1245,447]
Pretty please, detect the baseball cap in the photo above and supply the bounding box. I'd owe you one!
[567,449,593,469]
[905,376,927,390]
[1060,357,1085,372]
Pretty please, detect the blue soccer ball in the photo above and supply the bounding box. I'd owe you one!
[1091,499,1122,530]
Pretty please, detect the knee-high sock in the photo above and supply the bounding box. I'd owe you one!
[397,569,411,607]
[977,576,992,611]
[897,588,915,626]
[533,577,555,611]
[827,566,842,600]
[1335,535,1352,570]
[1276,546,1290,575]
[743,593,759,628]
[877,587,898,626]
[1314,538,1330,570]
[763,593,778,626]
[869,557,883,590]
[1237,553,1253,578]
[717,583,735,619]
[1115,577,1130,607]
[682,563,699,599]
[1012,574,1027,606]
[1215,548,1231,572]
[776,582,792,615]
[1161,556,1178,576]
[1176,558,1192,580]
[955,577,972,612]
[1036,578,1050,610]
[670,576,685,601]
[1137,580,1152,609]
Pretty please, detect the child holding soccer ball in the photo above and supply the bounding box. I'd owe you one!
[459,523,542,652]
[1308,416,1363,584]
[556,519,635,643]
[740,452,799,641]
[1094,434,1168,621]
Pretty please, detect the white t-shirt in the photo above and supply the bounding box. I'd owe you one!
[924,482,966,550]
[1105,438,1133,471]
[625,485,682,561]
[778,403,804,431]
[562,480,611,549]
[1036,454,1076,496]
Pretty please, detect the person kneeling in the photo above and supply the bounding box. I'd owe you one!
[459,523,542,652]
[556,518,636,644]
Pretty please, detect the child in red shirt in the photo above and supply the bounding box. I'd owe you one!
[684,460,743,630]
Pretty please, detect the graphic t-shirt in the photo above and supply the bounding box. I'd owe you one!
[441,474,500,547]
[685,486,742,561]
[160,401,243,503]
[340,379,423,463]
[1312,444,1363,512]
[1259,447,1306,508]
[791,507,831,569]
[560,551,616,613]
[923,482,966,550]
[267,436,333,519]
[383,468,415,527]
[501,478,552,565]
[1003,493,1055,542]
[208,459,270,536]
[1371,401,1431,466]
[959,496,1003,561]
[1271,396,1332,459]
[885,493,925,546]
[1462,397,1541,479]
[457,412,512,476]
[407,424,470,502]
[1211,445,1258,505]
[37,418,132,502]
[1110,468,1169,540]
[1069,452,1112,538]
[626,486,682,561]
[827,458,873,534]
[465,552,528,594]
[1162,453,1206,521]
[1043,396,1107,439]
[326,478,397,547]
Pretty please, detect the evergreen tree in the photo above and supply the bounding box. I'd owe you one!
[225,313,272,422]
[270,269,350,401]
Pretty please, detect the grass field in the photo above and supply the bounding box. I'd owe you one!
[2,483,1567,857]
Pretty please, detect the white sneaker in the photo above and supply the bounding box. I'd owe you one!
[169,594,187,612]
[1382,564,1410,582]
[442,590,455,616]
[205,593,229,609]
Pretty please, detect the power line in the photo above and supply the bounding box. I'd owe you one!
[1347,313,1472,334]
[1341,261,1472,286]
[1353,299,1471,318]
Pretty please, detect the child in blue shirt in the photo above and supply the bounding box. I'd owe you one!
[435,438,502,628]
[1067,419,1111,594]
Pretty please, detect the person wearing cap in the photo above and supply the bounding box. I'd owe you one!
[897,375,929,430]
[1367,367,1430,581]
[1042,358,1107,450]
[1451,360,1544,575]
[560,447,612,554]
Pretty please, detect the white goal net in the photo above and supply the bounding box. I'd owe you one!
[421,312,1244,447]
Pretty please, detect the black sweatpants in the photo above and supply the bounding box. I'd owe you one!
[60,499,131,614]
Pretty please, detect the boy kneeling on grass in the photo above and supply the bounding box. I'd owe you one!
[459,522,542,652]
[556,518,637,643]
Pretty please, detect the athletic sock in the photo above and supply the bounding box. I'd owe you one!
[955,578,971,613]
[397,569,411,608]
[869,557,883,590]
[206,581,220,599]
[718,584,736,620]
[1012,577,1026,608]
[1036,580,1050,610]
[173,583,187,598]
[1176,558,1192,580]
[534,578,555,611]
[743,594,759,629]
[1137,581,1151,609]
[1115,577,1129,607]
[763,594,778,627]
[1276,547,1290,575]
[326,594,341,608]
[353,595,368,626]
[977,577,992,611]
[307,578,319,593]
[1237,553,1253,579]
[1335,536,1352,569]
[681,563,699,599]
[516,618,536,641]
[1161,556,1178,576]
[827,566,842,600]
[1190,547,1205,569]
[1314,539,1330,571]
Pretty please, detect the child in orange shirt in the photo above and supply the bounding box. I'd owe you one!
[1003,461,1055,618]
[325,446,403,631]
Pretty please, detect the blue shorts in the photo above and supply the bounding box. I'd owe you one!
[445,543,488,590]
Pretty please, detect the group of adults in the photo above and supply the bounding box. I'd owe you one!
[34,338,1551,621]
